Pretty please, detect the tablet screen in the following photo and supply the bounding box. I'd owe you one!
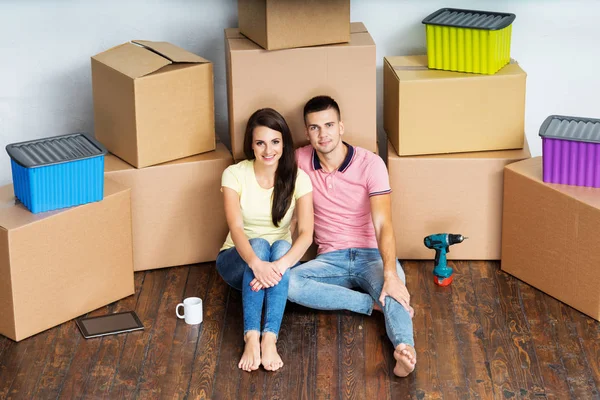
[77,311,143,338]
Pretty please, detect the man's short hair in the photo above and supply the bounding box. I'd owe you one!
[303,95,341,123]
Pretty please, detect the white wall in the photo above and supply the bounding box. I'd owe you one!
[1,0,599,185]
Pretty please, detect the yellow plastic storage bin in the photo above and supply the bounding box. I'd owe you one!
[422,8,516,75]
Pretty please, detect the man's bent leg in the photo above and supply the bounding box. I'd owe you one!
[353,249,416,376]
[354,250,414,347]
[288,250,374,315]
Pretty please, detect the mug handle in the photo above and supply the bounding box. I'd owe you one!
[176,303,185,319]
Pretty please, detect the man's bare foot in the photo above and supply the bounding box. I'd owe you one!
[373,301,415,318]
[393,343,416,377]
[238,331,261,372]
[261,332,284,371]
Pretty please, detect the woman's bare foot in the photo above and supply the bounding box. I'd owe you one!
[238,331,261,372]
[393,343,416,377]
[373,301,415,318]
[261,332,284,371]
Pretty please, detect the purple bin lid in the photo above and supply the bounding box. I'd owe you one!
[6,132,107,168]
[539,115,600,144]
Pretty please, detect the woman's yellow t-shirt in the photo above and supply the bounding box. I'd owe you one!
[220,159,312,251]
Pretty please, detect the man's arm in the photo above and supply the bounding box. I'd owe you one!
[370,193,411,311]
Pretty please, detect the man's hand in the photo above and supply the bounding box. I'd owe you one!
[379,273,411,312]
[250,260,282,290]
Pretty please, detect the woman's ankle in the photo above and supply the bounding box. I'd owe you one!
[261,331,278,344]
[244,330,260,342]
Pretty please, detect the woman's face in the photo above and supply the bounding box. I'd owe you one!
[252,125,284,167]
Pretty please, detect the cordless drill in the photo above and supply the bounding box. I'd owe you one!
[423,233,467,287]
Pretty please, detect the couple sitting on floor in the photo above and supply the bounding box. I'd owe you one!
[215,95,416,378]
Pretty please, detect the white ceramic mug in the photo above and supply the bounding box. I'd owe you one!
[176,297,203,325]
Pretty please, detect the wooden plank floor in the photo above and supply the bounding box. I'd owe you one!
[0,261,599,400]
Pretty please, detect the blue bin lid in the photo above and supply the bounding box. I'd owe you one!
[422,8,516,31]
[539,115,600,144]
[6,133,108,168]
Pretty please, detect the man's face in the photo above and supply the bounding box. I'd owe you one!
[304,108,344,155]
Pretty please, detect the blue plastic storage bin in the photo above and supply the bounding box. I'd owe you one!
[6,133,108,213]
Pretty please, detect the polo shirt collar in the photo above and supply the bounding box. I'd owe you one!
[312,142,354,173]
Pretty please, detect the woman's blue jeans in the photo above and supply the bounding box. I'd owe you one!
[216,238,291,338]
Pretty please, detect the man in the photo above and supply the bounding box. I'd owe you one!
[289,95,416,377]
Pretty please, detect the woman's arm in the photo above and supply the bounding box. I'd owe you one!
[223,187,282,288]
[273,192,314,273]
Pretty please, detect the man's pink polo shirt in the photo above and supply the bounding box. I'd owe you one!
[296,143,392,255]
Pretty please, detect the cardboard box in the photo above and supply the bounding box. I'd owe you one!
[104,143,233,271]
[383,55,526,156]
[501,157,600,321]
[388,139,530,260]
[238,0,350,50]
[226,22,376,161]
[0,179,134,341]
[92,40,215,168]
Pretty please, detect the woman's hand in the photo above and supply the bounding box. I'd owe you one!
[250,260,282,290]
[249,259,289,291]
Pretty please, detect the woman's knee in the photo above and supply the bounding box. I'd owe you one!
[249,238,271,261]
[270,240,291,262]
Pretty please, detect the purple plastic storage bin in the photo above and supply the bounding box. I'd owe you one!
[539,115,600,188]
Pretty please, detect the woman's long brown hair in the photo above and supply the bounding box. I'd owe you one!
[243,108,297,227]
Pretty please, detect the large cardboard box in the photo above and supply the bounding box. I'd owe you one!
[225,22,376,161]
[238,0,350,50]
[104,143,233,271]
[388,139,530,260]
[384,55,526,156]
[92,40,215,168]
[0,179,134,341]
[501,157,600,321]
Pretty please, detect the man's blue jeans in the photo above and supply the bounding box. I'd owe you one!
[287,248,414,348]
[216,238,291,338]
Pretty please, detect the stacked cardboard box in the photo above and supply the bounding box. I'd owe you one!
[104,144,233,271]
[91,40,234,272]
[229,0,359,260]
[238,0,350,50]
[384,54,530,260]
[0,179,134,341]
[501,157,600,321]
[227,1,373,161]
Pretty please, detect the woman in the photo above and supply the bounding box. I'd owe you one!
[216,108,314,372]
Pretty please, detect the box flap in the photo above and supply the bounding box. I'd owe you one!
[132,40,210,64]
[104,153,135,173]
[350,22,367,33]
[506,157,600,209]
[227,21,373,51]
[92,42,171,79]
[105,143,232,174]
[388,137,530,161]
[0,179,129,231]
[385,55,525,81]
[225,28,246,40]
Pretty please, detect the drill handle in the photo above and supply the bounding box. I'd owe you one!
[434,247,449,273]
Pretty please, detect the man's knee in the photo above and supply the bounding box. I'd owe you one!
[249,238,270,261]
[286,268,306,302]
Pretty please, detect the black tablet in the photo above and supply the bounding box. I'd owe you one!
[75,311,144,339]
